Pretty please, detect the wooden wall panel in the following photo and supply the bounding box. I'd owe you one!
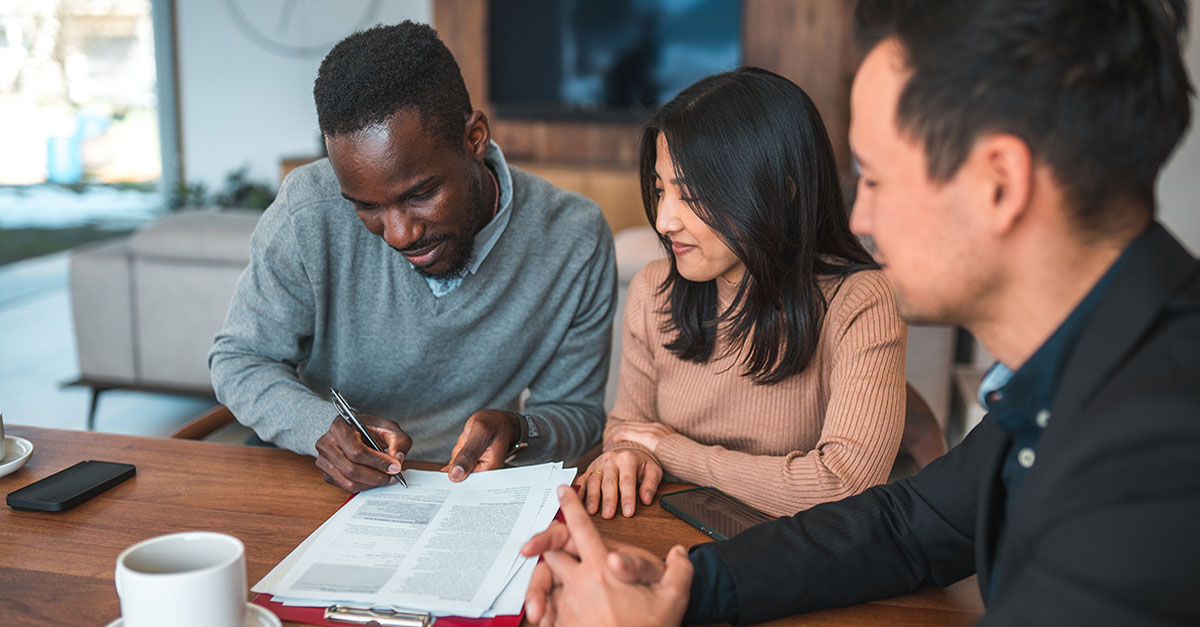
[743,0,859,172]
[434,0,861,172]
[515,161,646,233]
[433,0,489,116]
[491,120,642,166]
[435,0,640,166]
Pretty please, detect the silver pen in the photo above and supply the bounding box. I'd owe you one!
[329,386,408,487]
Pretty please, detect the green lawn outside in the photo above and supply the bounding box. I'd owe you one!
[0,227,134,267]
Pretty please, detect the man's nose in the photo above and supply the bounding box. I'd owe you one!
[381,207,422,250]
[849,194,870,236]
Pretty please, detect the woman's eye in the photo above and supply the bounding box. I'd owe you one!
[410,191,433,201]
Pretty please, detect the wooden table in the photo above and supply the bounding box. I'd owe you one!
[0,426,983,626]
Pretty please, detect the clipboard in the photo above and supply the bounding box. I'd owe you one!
[251,593,523,627]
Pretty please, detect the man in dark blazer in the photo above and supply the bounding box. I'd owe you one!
[519,0,1200,625]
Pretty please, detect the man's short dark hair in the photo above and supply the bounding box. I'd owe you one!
[314,21,472,145]
[854,0,1193,233]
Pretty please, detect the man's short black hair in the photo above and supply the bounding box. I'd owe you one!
[854,0,1193,233]
[314,21,472,145]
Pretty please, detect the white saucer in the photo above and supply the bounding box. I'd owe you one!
[105,602,281,627]
[0,435,33,479]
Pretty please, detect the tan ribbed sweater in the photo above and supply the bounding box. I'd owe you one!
[606,260,907,516]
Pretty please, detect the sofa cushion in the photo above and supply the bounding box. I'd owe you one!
[70,238,137,383]
[129,209,260,264]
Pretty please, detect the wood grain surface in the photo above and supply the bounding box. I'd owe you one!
[0,426,982,626]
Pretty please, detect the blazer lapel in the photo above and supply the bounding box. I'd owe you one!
[1055,223,1199,413]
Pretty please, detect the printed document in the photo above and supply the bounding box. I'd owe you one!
[254,462,575,618]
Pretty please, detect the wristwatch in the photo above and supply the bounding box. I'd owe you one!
[506,413,541,459]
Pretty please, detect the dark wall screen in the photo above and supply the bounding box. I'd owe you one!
[489,0,742,121]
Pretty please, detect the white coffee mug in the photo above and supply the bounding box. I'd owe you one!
[115,531,247,627]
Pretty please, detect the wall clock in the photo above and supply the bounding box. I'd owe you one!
[223,0,383,58]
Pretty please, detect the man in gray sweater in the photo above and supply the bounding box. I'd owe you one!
[209,22,616,492]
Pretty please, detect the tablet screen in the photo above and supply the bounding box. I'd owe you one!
[659,487,772,541]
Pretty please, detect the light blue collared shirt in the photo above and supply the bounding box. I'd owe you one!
[422,141,514,297]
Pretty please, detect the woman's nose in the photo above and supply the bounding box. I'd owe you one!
[656,199,684,235]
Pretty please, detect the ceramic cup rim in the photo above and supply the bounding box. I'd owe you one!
[117,531,244,580]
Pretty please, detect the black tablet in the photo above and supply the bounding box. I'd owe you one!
[659,486,772,541]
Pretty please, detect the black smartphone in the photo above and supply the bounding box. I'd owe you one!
[6,460,135,512]
[660,486,772,541]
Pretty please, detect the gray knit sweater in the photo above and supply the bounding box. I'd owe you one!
[208,158,616,462]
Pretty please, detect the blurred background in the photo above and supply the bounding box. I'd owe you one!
[1,0,1197,448]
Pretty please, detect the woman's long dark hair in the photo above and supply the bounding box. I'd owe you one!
[640,67,876,384]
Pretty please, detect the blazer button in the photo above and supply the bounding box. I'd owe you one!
[1018,448,1036,468]
[1035,409,1051,428]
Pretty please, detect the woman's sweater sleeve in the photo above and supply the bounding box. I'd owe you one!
[654,272,908,517]
[603,267,663,456]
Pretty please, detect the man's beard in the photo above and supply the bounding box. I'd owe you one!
[406,232,477,281]
[399,176,485,281]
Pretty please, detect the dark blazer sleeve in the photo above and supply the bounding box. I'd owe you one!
[704,418,995,624]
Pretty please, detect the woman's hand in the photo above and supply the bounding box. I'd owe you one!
[608,422,678,453]
[575,448,663,519]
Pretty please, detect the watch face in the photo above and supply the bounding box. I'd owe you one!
[523,414,541,439]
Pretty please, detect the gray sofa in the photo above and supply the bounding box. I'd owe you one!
[69,210,261,427]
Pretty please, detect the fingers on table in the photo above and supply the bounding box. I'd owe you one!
[581,461,605,515]
[639,461,663,505]
[599,462,621,518]
[615,453,641,517]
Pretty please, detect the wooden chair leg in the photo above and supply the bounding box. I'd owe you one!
[171,405,236,440]
[902,384,949,470]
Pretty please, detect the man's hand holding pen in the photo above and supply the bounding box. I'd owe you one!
[315,397,524,492]
[315,412,412,493]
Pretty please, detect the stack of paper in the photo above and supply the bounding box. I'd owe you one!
[253,462,575,618]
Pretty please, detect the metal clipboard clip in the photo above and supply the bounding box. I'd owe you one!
[324,604,434,627]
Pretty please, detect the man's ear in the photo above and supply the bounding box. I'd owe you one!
[969,133,1033,235]
[464,110,490,160]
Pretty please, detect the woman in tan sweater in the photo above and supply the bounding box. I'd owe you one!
[578,68,907,518]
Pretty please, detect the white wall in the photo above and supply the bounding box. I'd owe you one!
[1157,0,1200,255]
[174,0,432,192]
